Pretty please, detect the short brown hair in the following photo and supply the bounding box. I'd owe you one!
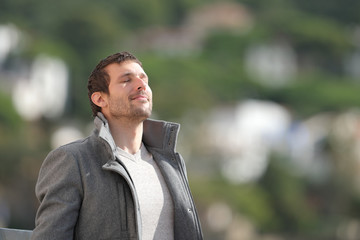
[87,51,142,117]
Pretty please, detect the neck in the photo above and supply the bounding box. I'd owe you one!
[107,117,144,155]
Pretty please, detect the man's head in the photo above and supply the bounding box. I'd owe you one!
[88,51,143,117]
[88,51,153,121]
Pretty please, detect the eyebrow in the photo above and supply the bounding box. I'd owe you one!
[119,72,132,79]
[119,71,148,80]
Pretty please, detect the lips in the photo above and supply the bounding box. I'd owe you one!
[130,91,149,101]
[132,95,148,100]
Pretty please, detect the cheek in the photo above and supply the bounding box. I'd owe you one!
[146,86,152,96]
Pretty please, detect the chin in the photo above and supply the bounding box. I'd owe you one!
[133,109,152,120]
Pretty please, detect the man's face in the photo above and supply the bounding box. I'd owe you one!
[101,61,152,121]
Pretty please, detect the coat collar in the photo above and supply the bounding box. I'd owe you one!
[93,113,180,159]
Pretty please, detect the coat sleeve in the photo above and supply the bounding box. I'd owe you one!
[31,146,83,240]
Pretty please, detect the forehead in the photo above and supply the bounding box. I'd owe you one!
[105,60,144,76]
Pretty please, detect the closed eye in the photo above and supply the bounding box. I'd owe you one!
[118,72,148,83]
[140,74,148,83]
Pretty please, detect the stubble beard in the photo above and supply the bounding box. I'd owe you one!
[109,96,152,122]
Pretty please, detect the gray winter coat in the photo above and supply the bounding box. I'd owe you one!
[31,114,203,240]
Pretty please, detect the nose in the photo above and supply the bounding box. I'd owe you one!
[136,76,148,91]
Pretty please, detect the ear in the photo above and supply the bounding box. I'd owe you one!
[91,92,108,108]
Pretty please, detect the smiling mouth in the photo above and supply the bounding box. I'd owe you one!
[130,94,149,102]
[130,91,149,101]
[132,95,147,100]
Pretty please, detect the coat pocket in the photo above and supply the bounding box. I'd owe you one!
[117,182,129,231]
[117,181,137,236]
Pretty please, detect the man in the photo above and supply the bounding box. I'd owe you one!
[31,51,203,240]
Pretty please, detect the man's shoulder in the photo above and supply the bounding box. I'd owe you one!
[49,133,99,157]
[59,135,92,149]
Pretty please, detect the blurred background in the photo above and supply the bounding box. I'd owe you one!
[1,0,360,239]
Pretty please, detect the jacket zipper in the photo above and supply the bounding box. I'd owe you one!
[103,162,141,240]
[175,153,203,240]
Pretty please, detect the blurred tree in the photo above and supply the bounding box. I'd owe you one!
[0,91,23,182]
[259,155,319,234]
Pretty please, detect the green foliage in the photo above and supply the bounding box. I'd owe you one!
[292,0,360,24]
[190,155,322,235]
[0,91,22,129]
[190,176,278,230]
[259,156,319,233]
[0,92,24,182]
[2,0,356,120]
[261,74,360,117]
